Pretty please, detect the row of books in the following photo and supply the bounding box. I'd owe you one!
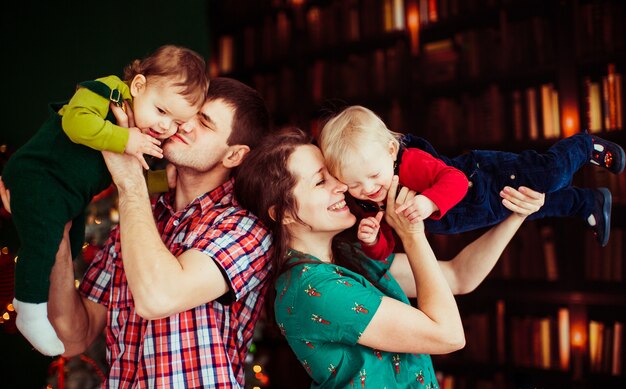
[421,82,559,149]
[248,43,410,117]
[589,319,624,375]
[582,64,624,133]
[575,0,626,59]
[436,304,624,376]
[428,223,559,281]
[422,76,622,148]
[307,43,409,103]
[216,0,565,76]
[430,212,624,284]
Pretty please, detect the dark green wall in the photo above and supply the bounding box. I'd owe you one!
[1,0,210,149]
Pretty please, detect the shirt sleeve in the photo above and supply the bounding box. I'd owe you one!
[61,76,131,153]
[194,210,272,304]
[78,226,120,307]
[399,148,469,219]
[359,222,395,261]
[293,267,384,346]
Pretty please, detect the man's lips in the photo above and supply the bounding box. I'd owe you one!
[170,134,189,144]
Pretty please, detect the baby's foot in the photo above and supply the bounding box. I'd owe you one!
[589,135,625,174]
[13,298,65,356]
[586,188,612,247]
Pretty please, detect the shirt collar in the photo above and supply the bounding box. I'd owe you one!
[155,178,235,216]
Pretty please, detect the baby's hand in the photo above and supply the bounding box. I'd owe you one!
[358,211,383,246]
[125,127,163,170]
[394,194,437,223]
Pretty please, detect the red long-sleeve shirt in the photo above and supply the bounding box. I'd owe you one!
[360,147,468,260]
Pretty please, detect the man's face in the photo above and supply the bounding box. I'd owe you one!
[163,98,235,172]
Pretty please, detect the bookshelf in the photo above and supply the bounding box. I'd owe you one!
[209,0,625,388]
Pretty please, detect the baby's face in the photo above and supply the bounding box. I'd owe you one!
[336,142,396,204]
[132,80,199,140]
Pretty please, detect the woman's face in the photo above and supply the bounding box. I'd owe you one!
[287,144,356,234]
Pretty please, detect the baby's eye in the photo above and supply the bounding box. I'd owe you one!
[316,179,326,186]
[157,107,166,114]
[370,173,379,178]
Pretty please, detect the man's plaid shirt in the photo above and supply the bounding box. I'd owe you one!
[79,178,272,388]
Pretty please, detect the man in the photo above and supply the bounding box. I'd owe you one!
[46,77,273,388]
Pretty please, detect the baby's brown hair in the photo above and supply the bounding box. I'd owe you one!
[123,45,208,107]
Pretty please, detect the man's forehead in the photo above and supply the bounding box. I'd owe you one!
[199,99,234,126]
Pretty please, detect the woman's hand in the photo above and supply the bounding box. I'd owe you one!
[500,186,545,217]
[384,176,424,238]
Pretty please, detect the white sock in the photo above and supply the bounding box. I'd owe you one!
[13,298,65,356]
[587,214,597,226]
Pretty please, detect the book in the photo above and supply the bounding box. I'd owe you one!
[558,308,570,370]
[613,321,624,376]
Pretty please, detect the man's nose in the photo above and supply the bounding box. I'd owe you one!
[178,120,192,133]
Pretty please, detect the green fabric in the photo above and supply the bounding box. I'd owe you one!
[58,75,132,153]
[275,244,439,389]
[2,78,124,302]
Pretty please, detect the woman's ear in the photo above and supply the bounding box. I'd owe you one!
[269,205,296,225]
[223,145,251,168]
[130,74,147,97]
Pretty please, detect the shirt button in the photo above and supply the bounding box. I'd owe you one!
[468,181,474,188]
[173,220,180,226]
[510,174,516,180]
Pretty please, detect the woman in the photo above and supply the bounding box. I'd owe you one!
[234,128,544,388]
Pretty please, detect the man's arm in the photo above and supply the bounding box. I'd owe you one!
[48,224,107,357]
[102,151,229,319]
[392,186,545,297]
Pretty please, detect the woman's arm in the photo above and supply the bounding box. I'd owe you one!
[358,177,465,355]
[392,186,545,297]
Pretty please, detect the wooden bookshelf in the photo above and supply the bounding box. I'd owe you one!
[209,1,626,388]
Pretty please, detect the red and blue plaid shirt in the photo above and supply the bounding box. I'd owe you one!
[79,178,272,388]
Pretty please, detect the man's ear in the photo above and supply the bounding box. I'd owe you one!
[130,74,147,97]
[223,145,251,168]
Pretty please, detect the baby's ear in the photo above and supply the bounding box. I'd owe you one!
[388,139,399,159]
[129,74,147,97]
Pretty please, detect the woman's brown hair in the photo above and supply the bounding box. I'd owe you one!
[234,127,381,300]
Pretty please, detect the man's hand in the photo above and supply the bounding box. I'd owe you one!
[394,194,437,223]
[357,212,383,246]
[110,101,134,128]
[0,177,11,214]
[102,150,145,191]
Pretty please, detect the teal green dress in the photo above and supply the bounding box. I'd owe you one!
[275,245,439,389]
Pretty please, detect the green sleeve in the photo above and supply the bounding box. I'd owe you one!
[292,266,384,346]
[61,76,132,153]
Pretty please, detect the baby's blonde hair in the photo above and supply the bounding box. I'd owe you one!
[319,105,401,177]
